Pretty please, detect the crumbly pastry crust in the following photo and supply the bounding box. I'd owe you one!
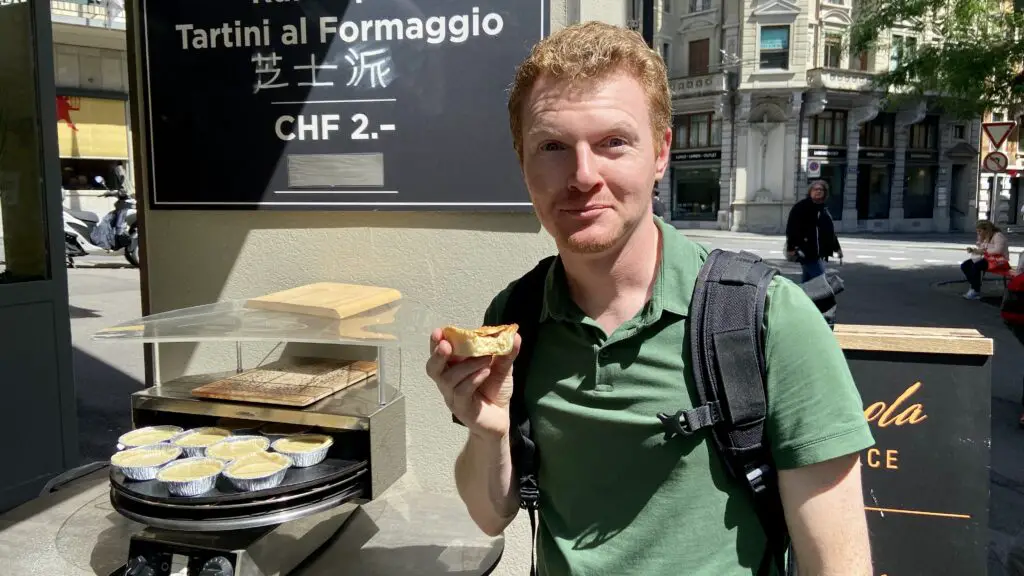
[442,324,518,357]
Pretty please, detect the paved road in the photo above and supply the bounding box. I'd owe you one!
[686,232,998,271]
[66,257,144,463]
[63,239,1024,574]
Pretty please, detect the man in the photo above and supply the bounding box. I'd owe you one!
[785,180,843,283]
[426,22,873,576]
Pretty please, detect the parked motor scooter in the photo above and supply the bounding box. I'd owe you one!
[63,177,139,268]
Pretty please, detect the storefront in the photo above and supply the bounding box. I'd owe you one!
[856,113,896,220]
[807,110,847,220]
[671,150,722,221]
[903,116,940,220]
[55,93,131,190]
[669,111,722,221]
[904,150,939,220]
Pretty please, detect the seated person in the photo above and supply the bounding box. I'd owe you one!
[961,220,1010,300]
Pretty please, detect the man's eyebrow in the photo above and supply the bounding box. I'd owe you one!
[526,121,640,139]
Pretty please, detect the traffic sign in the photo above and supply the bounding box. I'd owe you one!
[982,121,1016,149]
[983,151,1009,172]
[807,159,821,178]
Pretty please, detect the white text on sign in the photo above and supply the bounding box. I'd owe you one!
[275,114,394,141]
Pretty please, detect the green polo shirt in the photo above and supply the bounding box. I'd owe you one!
[482,218,874,576]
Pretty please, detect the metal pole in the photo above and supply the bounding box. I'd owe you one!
[642,0,655,47]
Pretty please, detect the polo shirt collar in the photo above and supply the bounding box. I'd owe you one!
[539,217,703,323]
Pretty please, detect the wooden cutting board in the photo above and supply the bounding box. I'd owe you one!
[244,282,402,319]
[191,357,378,407]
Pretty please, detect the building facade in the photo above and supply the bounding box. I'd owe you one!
[646,0,984,233]
[50,1,132,206]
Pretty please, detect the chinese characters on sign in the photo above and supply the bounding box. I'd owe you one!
[140,1,548,209]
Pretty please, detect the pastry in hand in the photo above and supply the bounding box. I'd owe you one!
[442,324,518,357]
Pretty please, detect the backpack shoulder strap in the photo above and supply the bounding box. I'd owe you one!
[499,255,556,513]
[658,248,790,576]
[499,255,554,576]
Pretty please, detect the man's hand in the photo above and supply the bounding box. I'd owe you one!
[778,454,873,575]
[425,328,520,440]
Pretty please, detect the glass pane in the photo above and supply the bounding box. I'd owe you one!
[820,164,845,220]
[673,166,720,220]
[904,166,936,219]
[710,119,721,146]
[0,2,52,283]
[760,27,789,50]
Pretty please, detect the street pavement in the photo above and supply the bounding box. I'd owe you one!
[64,238,1024,574]
[66,256,145,463]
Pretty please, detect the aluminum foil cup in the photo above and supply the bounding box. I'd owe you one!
[172,427,232,458]
[110,444,182,481]
[223,452,293,492]
[205,435,271,462]
[116,425,184,451]
[271,434,334,468]
[156,457,224,497]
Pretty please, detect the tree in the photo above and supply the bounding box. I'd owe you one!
[849,0,1024,119]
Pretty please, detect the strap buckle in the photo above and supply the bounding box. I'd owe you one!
[657,401,722,440]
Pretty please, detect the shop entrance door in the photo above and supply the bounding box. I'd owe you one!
[0,1,78,512]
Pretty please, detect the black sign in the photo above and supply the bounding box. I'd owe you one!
[139,0,548,210]
[672,149,722,163]
[846,349,990,576]
[859,149,895,162]
[906,150,939,163]
[809,147,845,159]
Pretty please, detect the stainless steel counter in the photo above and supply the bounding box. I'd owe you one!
[0,469,504,575]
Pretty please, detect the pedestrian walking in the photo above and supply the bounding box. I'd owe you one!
[427,22,873,576]
[786,180,843,282]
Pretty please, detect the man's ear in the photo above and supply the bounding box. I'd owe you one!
[655,127,672,179]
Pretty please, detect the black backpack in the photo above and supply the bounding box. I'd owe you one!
[463,248,844,576]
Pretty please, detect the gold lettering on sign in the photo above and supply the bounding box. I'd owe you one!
[866,448,900,470]
[864,382,928,427]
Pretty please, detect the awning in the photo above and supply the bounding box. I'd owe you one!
[56,95,129,159]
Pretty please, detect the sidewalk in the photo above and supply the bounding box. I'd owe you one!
[677,227,1024,254]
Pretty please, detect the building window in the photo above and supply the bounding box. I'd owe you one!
[889,34,917,71]
[824,33,843,68]
[859,113,895,148]
[811,110,847,146]
[674,113,722,149]
[689,39,710,76]
[759,26,790,70]
[690,0,711,12]
[993,111,1006,122]
[909,116,939,149]
[857,165,893,220]
[825,0,844,4]
[660,42,671,69]
[853,50,870,71]
[663,0,671,11]
[673,166,721,221]
[904,166,937,219]
[953,125,966,140]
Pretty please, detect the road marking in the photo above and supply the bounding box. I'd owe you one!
[923,259,948,264]
[856,255,876,259]
[889,257,909,261]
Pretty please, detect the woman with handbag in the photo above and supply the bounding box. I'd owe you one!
[960,220,1010,300]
